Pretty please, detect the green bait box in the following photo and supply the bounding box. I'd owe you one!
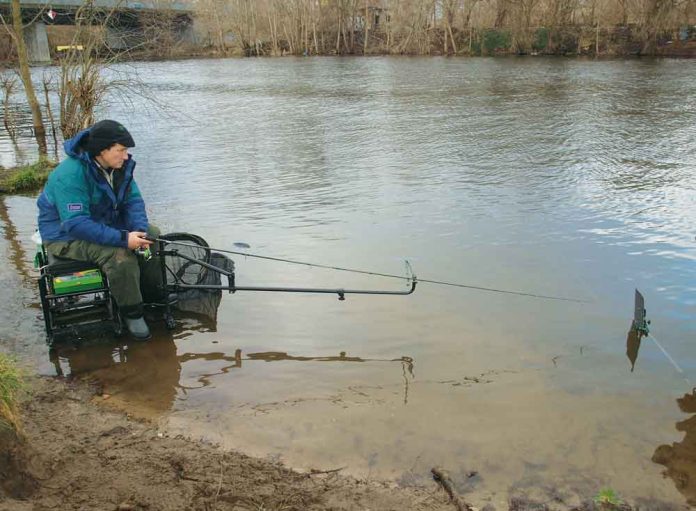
[53,269,104,295]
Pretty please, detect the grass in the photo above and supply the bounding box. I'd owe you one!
[0,159,56,194]
[0,352,24,433]
[594,487,623,510]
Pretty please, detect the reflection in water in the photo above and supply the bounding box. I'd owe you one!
[50,333,415,416]
[0,197,32,285]
[50,335,181,419]
[626,329,643,372]
[178,349,242,390]
[653,390,696,507]
[244,351,415,404]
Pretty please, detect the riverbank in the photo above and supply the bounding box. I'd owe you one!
[0,160,55,195]
[0,375,456,511]
[0,374,642,511]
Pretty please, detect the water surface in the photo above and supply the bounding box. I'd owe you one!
[1,57,695,508]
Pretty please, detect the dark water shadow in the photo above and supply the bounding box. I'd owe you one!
[626,328,643,372]
[653,389,696,507]
[49,319,416,417]
[0,196,33,286]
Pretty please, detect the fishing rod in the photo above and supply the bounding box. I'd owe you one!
[152,237,589,304]
[151,235,416,301]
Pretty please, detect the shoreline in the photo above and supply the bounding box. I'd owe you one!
[0,374,646,511]
[2,45,695,67]
[0,375,459,511]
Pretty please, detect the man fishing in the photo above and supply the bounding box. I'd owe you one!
[37,120,160,341]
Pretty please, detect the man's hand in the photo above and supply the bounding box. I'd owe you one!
[127,231,153,250]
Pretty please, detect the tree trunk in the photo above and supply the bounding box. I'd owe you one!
[350,0,355,53]
[640,0,670,56]
[336,6,341,53]
[363,0,369,54]
[448,23,457,53]
[10,0,47,158]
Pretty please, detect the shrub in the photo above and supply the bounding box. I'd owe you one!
[533,27,550,51]
[483,29,511,54]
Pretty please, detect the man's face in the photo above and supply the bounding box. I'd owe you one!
[98,143,130,169]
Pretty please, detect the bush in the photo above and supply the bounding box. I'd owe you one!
[533,27,549,51]
[482,29,511,54]
[0,353,23,432]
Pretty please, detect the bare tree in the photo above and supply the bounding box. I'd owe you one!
[1,74,18,141]
[639,0,673,54]
[7,0,48,157]
[188,0,690,57]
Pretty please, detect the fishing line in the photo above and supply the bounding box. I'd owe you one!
[647,334,692,386]
[154,237,590,304]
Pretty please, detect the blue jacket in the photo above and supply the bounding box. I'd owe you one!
[37,129,149,248]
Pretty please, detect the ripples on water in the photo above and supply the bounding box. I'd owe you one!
[1,57,695,507]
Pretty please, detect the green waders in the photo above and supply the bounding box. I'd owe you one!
[45,225,163,318]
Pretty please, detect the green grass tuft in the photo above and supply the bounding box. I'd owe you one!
[594,487,623,509]
[0,353,24,432]
[0,159,56,194]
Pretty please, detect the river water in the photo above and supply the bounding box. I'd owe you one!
[1,57,695,508]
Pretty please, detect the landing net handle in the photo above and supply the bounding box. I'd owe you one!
[153,237,417,302]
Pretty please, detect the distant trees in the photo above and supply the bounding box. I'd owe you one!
[192,0,695,56]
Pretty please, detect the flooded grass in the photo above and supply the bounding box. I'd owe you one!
[0,159,55,194]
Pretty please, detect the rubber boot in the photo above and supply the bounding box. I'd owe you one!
[124,316,151,341]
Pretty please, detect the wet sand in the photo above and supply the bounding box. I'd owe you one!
[0,376,457,511]
[3,375,693,510]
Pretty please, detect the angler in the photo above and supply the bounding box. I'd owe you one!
[36,120,160,341]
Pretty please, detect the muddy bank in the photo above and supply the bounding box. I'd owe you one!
[0,375,645,511]
[0,376,458,511]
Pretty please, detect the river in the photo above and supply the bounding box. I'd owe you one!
[1,56,695,508]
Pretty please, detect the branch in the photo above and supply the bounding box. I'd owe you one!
[431,467,476,511]
[0,13,17,42]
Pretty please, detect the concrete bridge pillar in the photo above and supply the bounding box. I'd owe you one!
[23,21,51,64]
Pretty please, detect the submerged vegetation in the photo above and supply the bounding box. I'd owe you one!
[0,160,55,194]
[0,353,24,433]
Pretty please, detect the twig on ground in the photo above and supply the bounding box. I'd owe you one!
[431,467,476,511]
[213,454,224,505]
[308,466,346,476]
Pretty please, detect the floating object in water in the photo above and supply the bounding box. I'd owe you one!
[627,289,691,385]
[631,289,650,336]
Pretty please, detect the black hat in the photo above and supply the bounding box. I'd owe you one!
[85,120,135,158]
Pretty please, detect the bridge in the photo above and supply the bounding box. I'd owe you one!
[0,0,196,63]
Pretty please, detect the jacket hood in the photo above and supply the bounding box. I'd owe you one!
[62,128,136,187]
[63,129,91,161]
